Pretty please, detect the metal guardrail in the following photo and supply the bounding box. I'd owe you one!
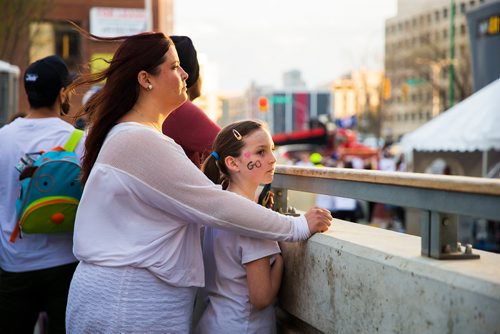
[271,165,500,260]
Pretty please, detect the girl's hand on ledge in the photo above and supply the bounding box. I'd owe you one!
[305,207,332,234]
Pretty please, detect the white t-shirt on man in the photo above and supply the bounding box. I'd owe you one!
[0,117,84,272]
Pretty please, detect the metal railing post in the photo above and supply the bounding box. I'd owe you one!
[272,165,499,260]
[272,187,300,216]
[421,210,479,259]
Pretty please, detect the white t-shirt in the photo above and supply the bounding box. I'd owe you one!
[0,117,85,272]
[315,194,356,211]
[195,226,280,334]
[379,157,396,171]
[73,123,310,287]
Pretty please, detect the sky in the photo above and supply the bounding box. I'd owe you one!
[174,0,397,93]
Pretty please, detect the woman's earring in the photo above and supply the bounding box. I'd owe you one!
[147,84,153,91]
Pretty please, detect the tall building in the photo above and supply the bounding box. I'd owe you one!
[467,0,500,91]
[283,70,306,89]
[1,0,173,123]
[332,70,384,138]
[382,0,492,141]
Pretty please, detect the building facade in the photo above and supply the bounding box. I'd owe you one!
[1,0,173,123]
[332,70,384,139]
[382,0,492,141]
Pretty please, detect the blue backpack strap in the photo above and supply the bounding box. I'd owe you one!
[63,129,84,152]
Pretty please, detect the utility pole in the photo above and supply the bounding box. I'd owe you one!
[449,0,456,107]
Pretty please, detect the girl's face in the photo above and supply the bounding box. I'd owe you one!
[236,128,276,186]
[151,45,188,110]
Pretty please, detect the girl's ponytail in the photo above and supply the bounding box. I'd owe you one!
[201,154,227,189]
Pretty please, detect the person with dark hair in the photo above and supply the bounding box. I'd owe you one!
[162,35,220,167]
[0,55,83,333]
[196,120,283,333]
[65,27,332,333]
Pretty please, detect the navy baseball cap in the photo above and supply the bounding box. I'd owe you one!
[24,55,71,107]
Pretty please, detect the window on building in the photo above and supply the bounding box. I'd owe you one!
[53,22,81,71]
[460,24,467,35]
[443,28,448,39]
[470,1,475,7]
[443,8,448,18]
[459,44,467,56]
[442,67,448,79]
[460,2,466,14]
[427,111,432,120]
[29,21,81,73]
[435,10,440,21]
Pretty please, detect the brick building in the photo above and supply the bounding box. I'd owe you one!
[5,0,173,121]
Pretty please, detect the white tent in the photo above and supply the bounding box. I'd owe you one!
[401,78,500,177]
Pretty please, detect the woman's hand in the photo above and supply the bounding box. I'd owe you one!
[305,207,333,234]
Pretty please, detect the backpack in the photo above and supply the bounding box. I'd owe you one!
[10,129,84,242]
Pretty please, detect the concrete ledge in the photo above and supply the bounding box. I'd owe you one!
[278,220,500,334]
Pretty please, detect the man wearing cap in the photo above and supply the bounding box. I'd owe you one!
[162,35,221,168]
[0,55,84,333]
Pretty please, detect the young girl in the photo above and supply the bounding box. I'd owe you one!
[195,120,283,333]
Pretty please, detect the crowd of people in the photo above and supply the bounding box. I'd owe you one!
[0,27,332,333]
[285,146,408,232]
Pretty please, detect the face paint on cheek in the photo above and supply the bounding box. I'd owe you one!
[243,152,251,159]
[246,160,262,170]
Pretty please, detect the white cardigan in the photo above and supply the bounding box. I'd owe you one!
[73,123,309,287]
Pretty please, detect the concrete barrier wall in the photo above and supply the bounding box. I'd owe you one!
[278,220,500,334]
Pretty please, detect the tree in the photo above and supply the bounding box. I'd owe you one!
[0,0,54,63]
[410,35,472,112]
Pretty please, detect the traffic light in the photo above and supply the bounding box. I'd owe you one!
[258,96,269,112]
[383,78,391,100]
[401,82,409,103]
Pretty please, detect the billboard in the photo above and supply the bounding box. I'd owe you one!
[269,91,331,134]
[90,7,147,37]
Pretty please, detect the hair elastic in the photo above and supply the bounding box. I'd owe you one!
[211,151,219,160]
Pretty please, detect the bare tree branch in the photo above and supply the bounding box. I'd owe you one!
[0,0,54,63]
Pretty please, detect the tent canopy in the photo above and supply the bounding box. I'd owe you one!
[401,78,500,152]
